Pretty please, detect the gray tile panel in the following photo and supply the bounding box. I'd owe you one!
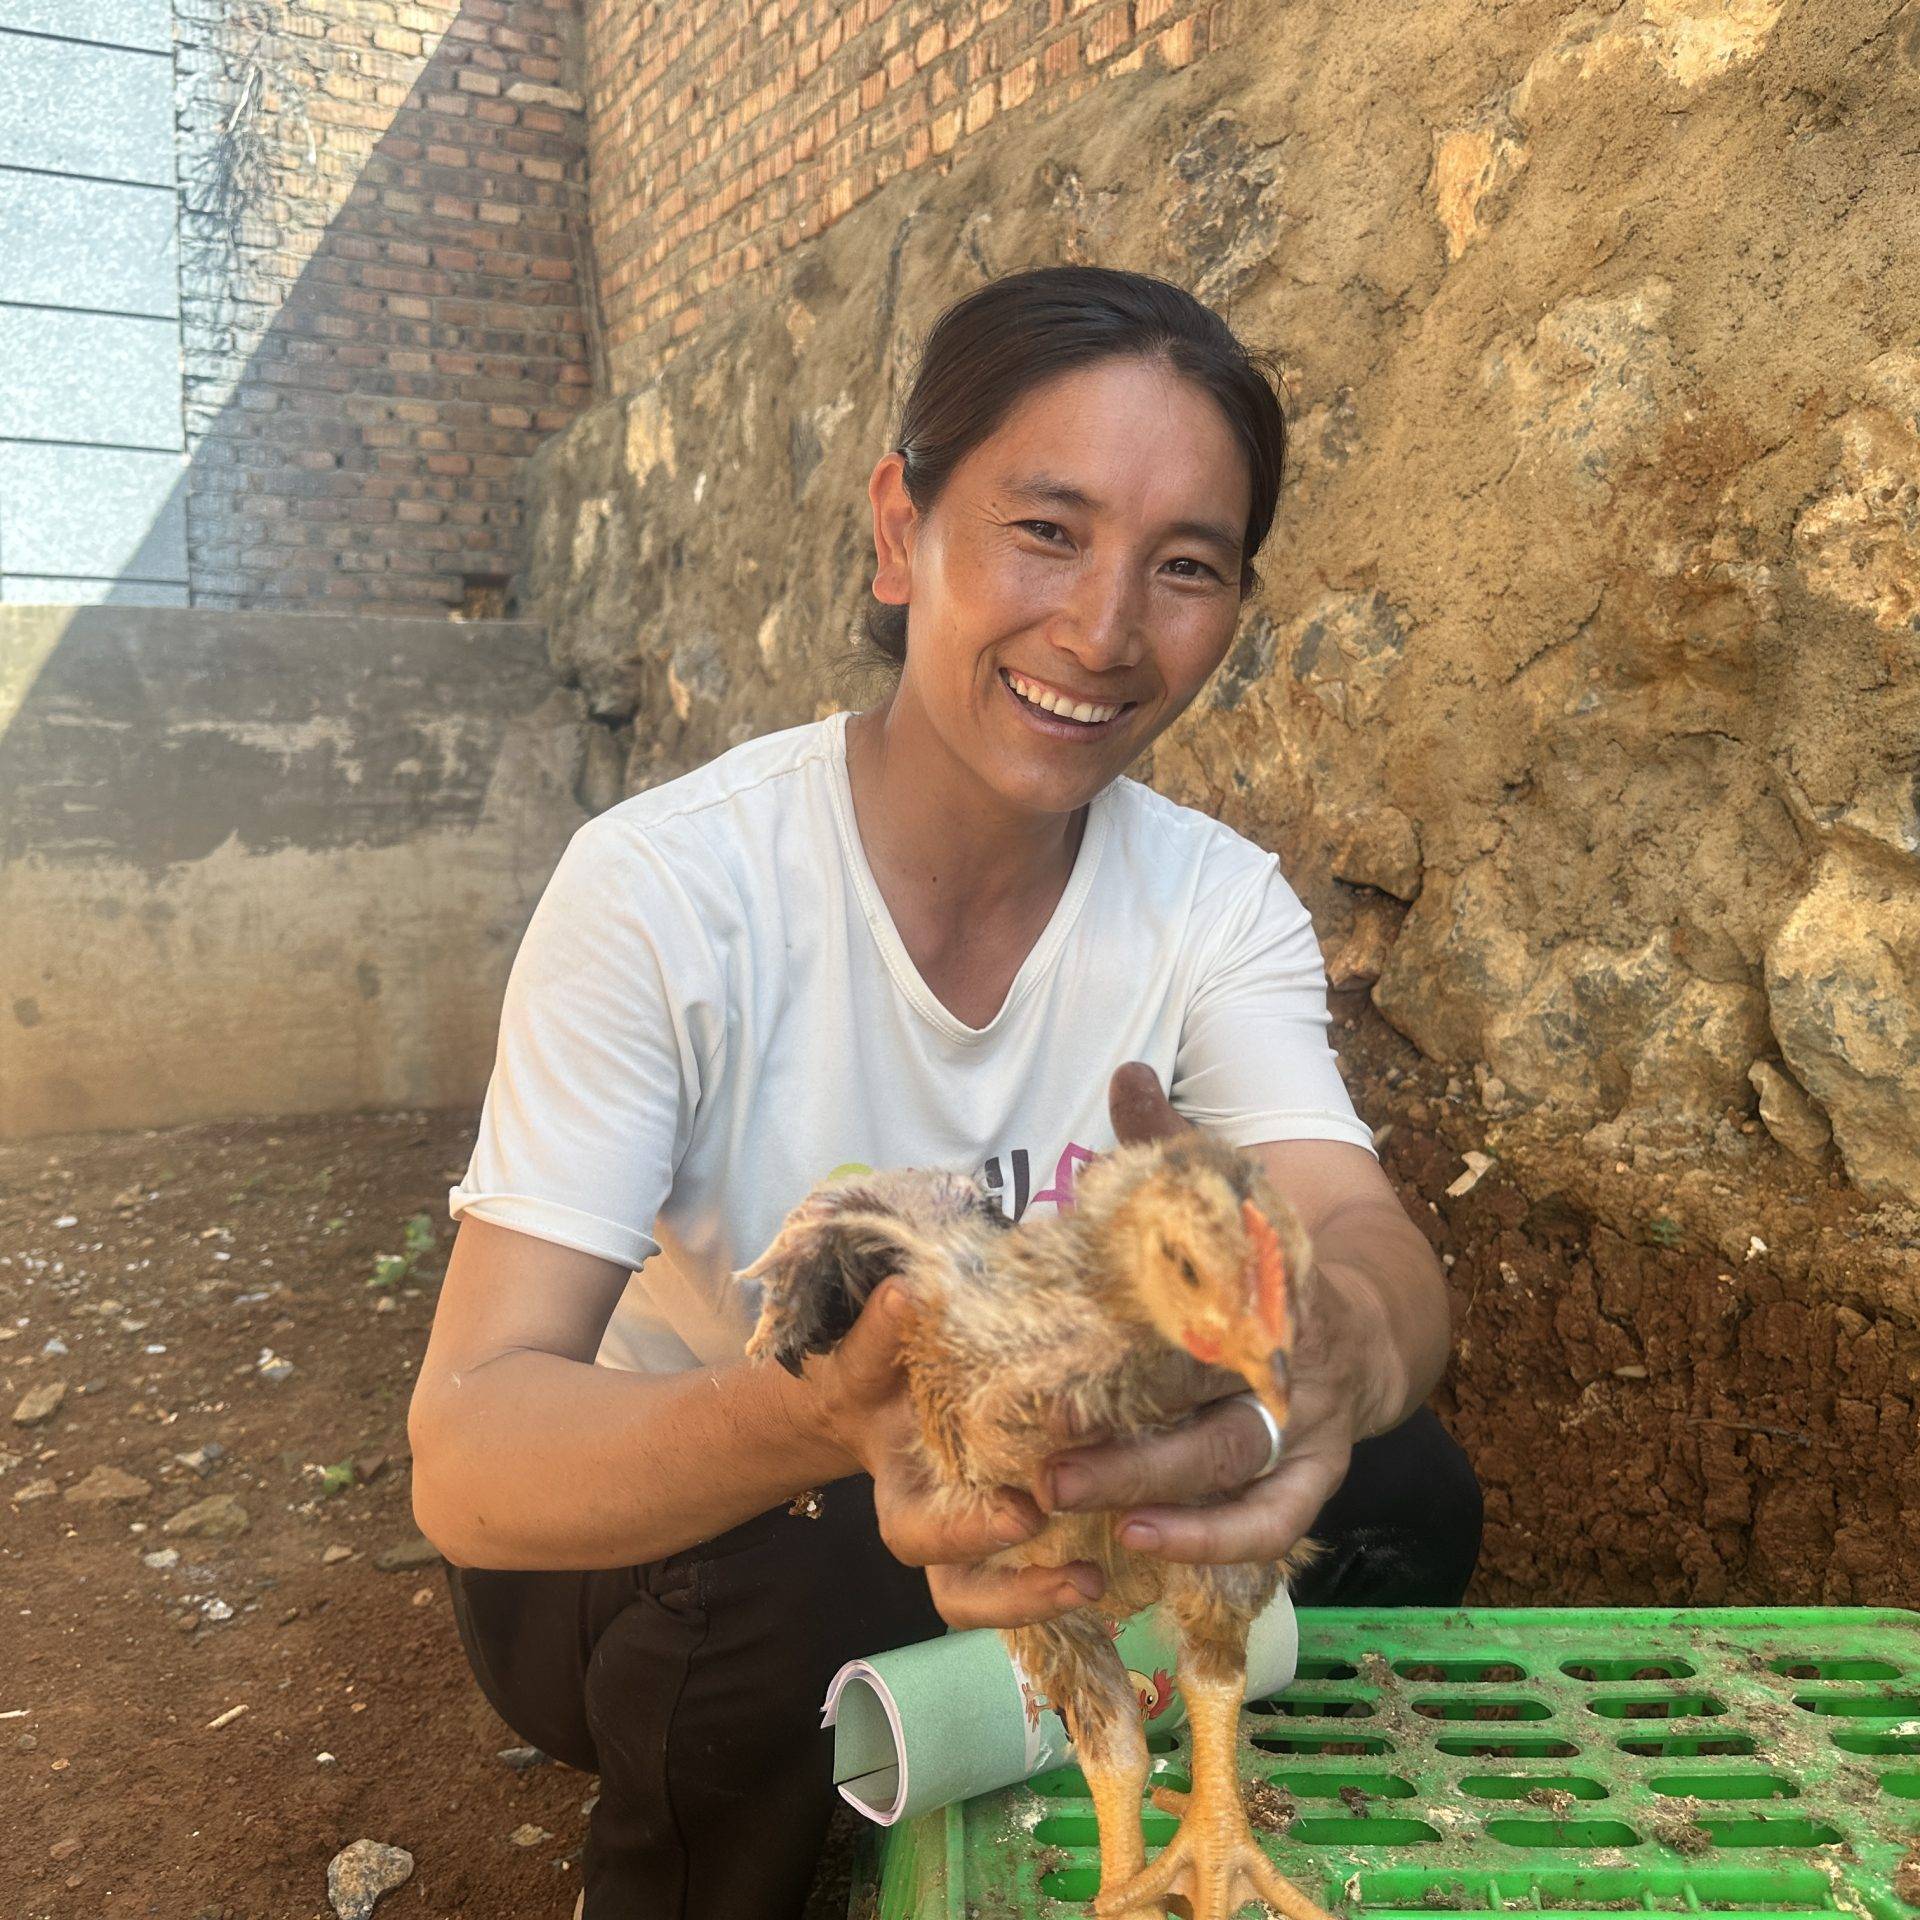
[0,170,178,314]
[0,308,184,448]
[1,574,189,606]
[0,2,173,52]
[0,33,175,185]
[0,442,187,580]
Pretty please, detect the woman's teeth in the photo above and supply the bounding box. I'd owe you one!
[1003,669,1126,725]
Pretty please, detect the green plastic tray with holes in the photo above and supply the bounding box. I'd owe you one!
[847,1607,1920,1920]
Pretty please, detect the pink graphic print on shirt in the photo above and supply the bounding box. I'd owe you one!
[983,1142,1097,1221]
[821,1139,1097,1224]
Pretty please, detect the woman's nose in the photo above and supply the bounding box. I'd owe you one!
[1052,563,1146,672]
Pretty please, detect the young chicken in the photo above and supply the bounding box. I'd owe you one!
[741,1128,1338,1920]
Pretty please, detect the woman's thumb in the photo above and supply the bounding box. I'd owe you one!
[835,1277,912,1392]
[1109,1061,1195,1145]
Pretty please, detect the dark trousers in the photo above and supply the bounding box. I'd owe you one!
[446,1404,1483,1918]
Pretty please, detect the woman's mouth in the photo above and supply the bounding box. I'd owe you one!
[999,667,1136,740]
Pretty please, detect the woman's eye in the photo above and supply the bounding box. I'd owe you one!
[1019,522,1217,582]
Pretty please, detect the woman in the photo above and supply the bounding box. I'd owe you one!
[409,265,1481,1918]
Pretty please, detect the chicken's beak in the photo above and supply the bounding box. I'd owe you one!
[1232,1199,1294,1430]
[1225,1322,1292,1431]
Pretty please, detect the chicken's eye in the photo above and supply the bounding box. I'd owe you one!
[1160,1239,1202,1288]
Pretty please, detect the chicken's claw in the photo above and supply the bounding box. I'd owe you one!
[1092,1790,1333,1920]
[1096,1693,1337,1920]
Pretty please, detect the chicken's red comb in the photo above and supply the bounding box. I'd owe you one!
[1242,1198,1291,1345]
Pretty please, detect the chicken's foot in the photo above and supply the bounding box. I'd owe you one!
[1081,1743,1162,1920]
[1092,1673,1335,1920]
[1003,1614,1165,1920]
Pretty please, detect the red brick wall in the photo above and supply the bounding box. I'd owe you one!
[582,0,1235,388]
[178,0,594,614]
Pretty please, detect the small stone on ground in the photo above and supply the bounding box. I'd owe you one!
[373,1534,442,1572]
[164,1493,251,1539]
[326,1838,414,1919]
[12,1380,67,1427]
[64,1464,151,1505]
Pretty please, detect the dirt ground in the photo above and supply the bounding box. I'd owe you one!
[0,1108,875,1920]
[4,1005,1914,1915]
[1329,993,1919,1610]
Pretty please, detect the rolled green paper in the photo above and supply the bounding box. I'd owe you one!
[823,1586,1300,1825]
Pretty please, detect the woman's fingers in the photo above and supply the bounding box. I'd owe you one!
[874,1467,1046,1568]
[928,1557,1105,1631]
[1036,1395,1275,1513]
[1112,1444,1352,1565]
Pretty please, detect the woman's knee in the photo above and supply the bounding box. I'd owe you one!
[445,1564,604,1773]
[1295,1405,1484,1607]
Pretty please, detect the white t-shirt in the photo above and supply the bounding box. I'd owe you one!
[449,708,1378,1374]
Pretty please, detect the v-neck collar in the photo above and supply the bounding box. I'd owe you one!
[825,708,1112,1046]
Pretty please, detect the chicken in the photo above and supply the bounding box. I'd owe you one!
[741,1127,1338,1920]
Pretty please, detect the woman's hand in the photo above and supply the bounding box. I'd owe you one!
[1032,1263,1383,1564]
[1028,1062,1396,1566]
[796,1281,1101,1630]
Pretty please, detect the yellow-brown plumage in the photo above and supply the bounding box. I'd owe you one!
[743,1129,1337,1920]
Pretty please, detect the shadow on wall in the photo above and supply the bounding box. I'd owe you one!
[0,4,596,1136]
[0,0,586,615]
[0,604,589,1138]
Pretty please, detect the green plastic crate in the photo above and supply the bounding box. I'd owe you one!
[850,1607,1920,1920]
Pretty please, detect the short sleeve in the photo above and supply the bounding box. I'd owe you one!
[1171,851,1379,1157]
[448,816,723,1270]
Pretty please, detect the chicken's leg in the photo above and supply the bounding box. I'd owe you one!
[1093,1569,1336,1920]
[1004,1612,1165,1919]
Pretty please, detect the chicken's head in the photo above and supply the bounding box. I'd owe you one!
[1078,1133,1309,1432]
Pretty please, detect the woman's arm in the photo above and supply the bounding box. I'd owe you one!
[408,1217,856,1568]
[407,1215,1074,1597]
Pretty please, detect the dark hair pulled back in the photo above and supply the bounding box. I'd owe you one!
[858,265,1287,673]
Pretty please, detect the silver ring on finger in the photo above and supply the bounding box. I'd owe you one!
[1233,1390,1285,1479]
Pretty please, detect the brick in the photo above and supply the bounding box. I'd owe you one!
[504,82,583,109]
[1085,6,1132,62]
[1156,15,1196,66]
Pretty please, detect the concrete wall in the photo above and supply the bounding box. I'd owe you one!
[0,606,590,1137]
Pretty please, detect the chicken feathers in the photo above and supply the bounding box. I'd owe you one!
[742,1131,1336,1920]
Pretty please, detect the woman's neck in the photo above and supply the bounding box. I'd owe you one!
[843,696,1087,943]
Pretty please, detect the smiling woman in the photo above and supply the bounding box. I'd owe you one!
[410,264,1478,1920]
[837,271,1291,1016]
[858,265,1284,669]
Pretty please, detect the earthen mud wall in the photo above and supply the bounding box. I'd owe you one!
[519,0,1920,1603]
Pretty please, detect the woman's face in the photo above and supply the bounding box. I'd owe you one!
[868,354,1254,819]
